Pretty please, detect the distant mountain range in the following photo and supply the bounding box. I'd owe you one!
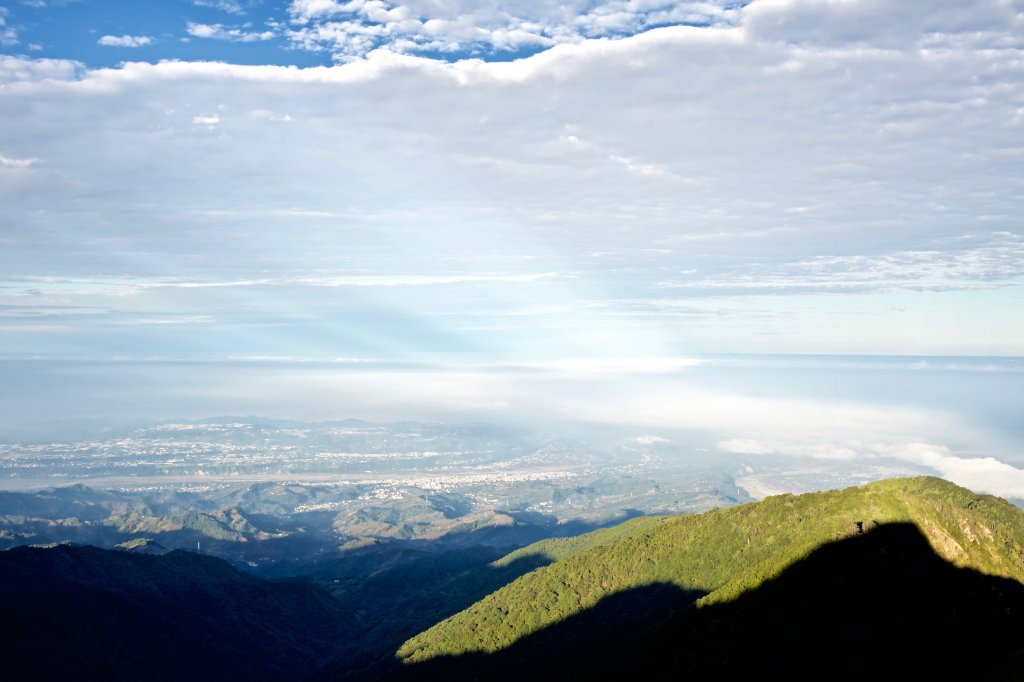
[4,477,1024,680]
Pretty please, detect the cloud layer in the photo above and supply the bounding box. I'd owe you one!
[0,1,1021,482]
[2,2,1021,356]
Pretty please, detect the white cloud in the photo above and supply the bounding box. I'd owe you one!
[0,7,17,47]
[193,0,247,14]
[192,113,221,125]
[248,108,294,122]
[295,272,566,287]
[0,154,37,168]
[283,0,739,59]
[97,34,154,48]
[720,438,862,460]
[496,357,701,374]
[633,435,669,444]
[186,22,276,42]
[658,234,1024,295]
[743,0,1024,49]
[0,55,81,84]
[288,0,351,21]
[720,438,1024,500]
[0,272,567,296]
[894,443,1024,500]
[278,0,1024,60]
[719,438,783,456]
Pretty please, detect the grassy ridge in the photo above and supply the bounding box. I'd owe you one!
[397,477,1024,663]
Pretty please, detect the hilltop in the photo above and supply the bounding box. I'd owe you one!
[394,477,1024,679]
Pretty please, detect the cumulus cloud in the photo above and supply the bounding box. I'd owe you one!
[277,0,1024,60]
[186,22,276,42]
[895,443,1024,500]
[0,55,81,83]
[97,34,153,48]
[720,438,1024,500]
[283,0,740,59]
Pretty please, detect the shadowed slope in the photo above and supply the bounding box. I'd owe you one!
[0,545,358,681]
[399,523,1024,680]
[309,550,557,681]
[665,522,1024,678]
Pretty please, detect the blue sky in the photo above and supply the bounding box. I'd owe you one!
[1,1,316,67]
[1,1,1024,494]
[0,0,746,67]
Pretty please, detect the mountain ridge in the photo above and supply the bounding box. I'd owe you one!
[397,476,1024,667]
[395,521,1024,680]
[5,476,1024,680]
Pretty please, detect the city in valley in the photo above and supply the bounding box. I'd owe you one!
[0,418,930,571]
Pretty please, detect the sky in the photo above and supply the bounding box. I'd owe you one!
[1,1,1023,495]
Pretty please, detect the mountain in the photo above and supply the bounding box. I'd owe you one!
[0,544,358,681]
[393,477,1024,679]
[7,477,1024,680]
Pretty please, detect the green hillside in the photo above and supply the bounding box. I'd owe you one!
[397,477,1024,664]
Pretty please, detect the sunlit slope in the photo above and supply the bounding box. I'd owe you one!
[398,477,1024,662]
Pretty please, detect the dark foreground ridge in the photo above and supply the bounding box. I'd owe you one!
[396,523,1024,680]
[0,544,356,681]
[6,478,1024,680]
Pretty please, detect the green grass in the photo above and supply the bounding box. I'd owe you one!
[397,477,1024,663]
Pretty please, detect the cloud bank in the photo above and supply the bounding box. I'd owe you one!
[2,4,1020,356]
[0,0,1021,486]
[721,438,1024,501]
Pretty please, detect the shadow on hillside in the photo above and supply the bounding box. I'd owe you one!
[308,551,563,681]
[304,511,658,677]
[385,581,705,681]
[0,545,358,682]
[395,523,1024,680]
